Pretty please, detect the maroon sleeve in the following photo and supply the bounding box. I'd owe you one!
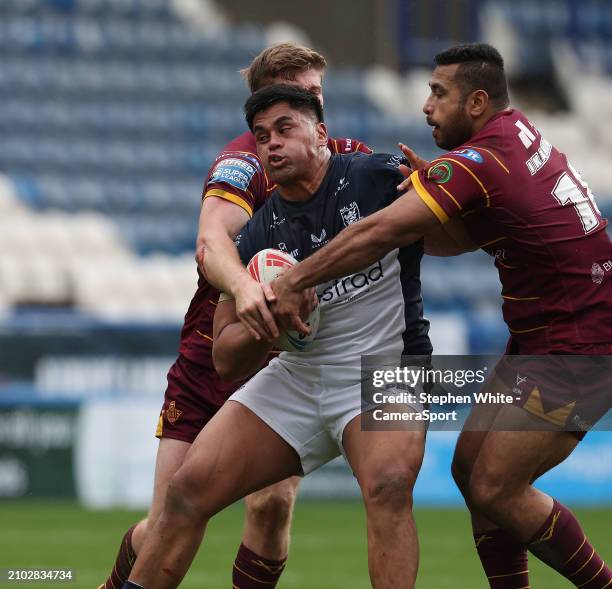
[328,137,373,155]
[410,147,503,222]
[202,151,269,218]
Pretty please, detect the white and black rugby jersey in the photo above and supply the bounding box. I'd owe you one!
[234,152,432,365]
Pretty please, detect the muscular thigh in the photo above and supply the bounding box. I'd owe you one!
[172,400,303,515]
[472,405,579,491]
[342,407,426,483]
[454,369,510,474]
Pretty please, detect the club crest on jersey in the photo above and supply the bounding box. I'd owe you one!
[340,201,361,226]
[386,155,403,168]
[210,157,256,191]
[428,161,453,184]
[450,148,483,163]
[165,401,182,424]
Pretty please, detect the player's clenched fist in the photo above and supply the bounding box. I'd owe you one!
[233,276,280,342]
[270,271,312,336]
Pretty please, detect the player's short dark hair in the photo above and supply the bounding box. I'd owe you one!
[245,84,324,132]
[434,43,509,107]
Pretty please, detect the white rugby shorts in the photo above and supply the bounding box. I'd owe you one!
[228,357,423,474]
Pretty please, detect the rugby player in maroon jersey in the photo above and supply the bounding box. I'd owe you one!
[270,43,611,589]
[99,42,371,589]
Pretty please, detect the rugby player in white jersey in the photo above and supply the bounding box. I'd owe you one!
[125,85,431,589]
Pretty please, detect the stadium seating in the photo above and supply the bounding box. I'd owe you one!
[0,0,610,358]
[494,0,612,73]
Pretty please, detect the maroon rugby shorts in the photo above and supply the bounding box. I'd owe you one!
[155,354,243,443]
[496,341,612,439]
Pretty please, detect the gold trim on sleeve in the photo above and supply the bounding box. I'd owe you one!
[204,189,253,218]
[410,171,450,223]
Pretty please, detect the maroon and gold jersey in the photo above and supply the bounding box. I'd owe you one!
[411,109,612,354]
[178,131,372,405]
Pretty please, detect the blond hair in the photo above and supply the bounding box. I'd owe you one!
[241,42,327,92]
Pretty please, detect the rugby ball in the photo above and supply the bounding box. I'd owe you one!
[247,248,320,352]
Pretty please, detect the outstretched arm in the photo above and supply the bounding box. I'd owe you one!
[393,143,478,256]
[212,298,274,381]
[425,216,478,256]
[271,189,440,332]
[197,196,280,341]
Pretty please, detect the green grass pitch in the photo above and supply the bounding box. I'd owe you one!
[0,500,610,588]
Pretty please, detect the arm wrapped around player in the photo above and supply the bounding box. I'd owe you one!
[424,216,478,256]
[212,295,275,381]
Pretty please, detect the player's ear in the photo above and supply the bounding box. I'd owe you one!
[316,121,328,147]
[469,89,489,118]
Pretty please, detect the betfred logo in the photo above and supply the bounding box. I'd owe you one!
[604,259,612,272]
[450,148,483,163]
[319,261,384,302]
